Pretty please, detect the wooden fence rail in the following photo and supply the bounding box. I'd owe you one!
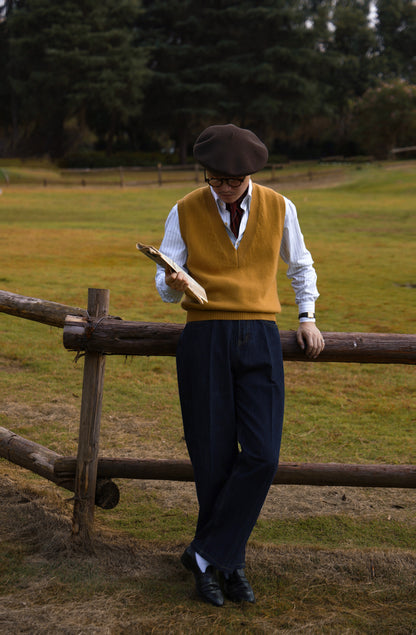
[0,289,87,327]
[2,289,415,363]
[62,315,416,364]
[2,426,416,496]
[1,287,415,545]
[54,456,416,489]
[0,426,119,508]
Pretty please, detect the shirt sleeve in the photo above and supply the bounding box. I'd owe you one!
[279,197,319,319]
[155,203,188,303]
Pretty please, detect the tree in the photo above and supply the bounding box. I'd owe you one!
[352,80,416,158]
[136,0,222,163]
[3,0,414,161]
[3,0,148,156]
[138,0,324,162]
[0,5,10,154]
[284,0,378,157]
[375,0,416,83]
[207,2,323,144]
[323,2,377,116]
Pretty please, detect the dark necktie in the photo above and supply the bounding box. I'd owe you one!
[226,201,243,238]
[226,188,248,238]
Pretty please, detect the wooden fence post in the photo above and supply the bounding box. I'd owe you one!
[71,288,109,548]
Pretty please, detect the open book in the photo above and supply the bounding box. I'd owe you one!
[136,242,208,305]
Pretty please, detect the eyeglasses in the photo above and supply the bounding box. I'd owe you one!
[205,174,246,188]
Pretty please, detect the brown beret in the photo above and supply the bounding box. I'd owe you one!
[193,124,268,176]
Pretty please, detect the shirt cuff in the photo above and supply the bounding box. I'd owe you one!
[155,267,183,303]
[298,303,316,322]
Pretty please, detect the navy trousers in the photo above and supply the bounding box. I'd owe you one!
[176,320,284,574]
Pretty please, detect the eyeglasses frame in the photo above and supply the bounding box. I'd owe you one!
[204,170,246,188]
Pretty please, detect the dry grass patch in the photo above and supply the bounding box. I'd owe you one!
[1,472,416,634]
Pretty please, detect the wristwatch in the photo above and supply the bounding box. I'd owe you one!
[298,312,315,320]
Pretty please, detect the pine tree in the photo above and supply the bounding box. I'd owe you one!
[138,0,322,161]
[376,0,416,83]
[4,0,148,156]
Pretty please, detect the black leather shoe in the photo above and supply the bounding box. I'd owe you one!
[221,568,256,603]
[181,546,224,607]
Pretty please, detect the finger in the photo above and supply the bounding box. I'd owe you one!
[166,272,181,290]
[296,331,306,350]
[304,336,319,359]
[308,336,325,359]
[305,341,316,358]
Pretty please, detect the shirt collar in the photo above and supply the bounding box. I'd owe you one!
[209,178,252,211]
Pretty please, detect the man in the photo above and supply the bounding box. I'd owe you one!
[155,124,325,607]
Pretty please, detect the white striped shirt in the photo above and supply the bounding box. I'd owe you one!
[155,179,319,320]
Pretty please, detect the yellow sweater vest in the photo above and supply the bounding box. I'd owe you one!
[178,183,286,321]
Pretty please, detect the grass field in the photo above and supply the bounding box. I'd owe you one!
[0,161,415,633]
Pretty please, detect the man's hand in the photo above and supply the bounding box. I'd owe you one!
[165,267,190,294]
[296,322,325,359]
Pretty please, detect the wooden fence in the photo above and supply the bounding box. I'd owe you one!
[2,163,350,188]
[1,287,415,547]
[1,163,285,188]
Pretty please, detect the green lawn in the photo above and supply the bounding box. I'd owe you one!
[0,161,415,633]
[1,161,414,463]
